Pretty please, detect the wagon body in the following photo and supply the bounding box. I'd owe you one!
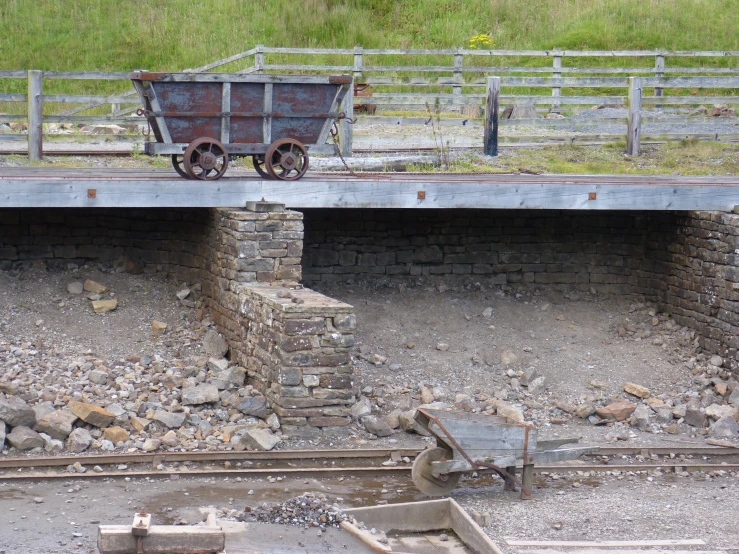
[412,408,596,498]
[130,72,352,180]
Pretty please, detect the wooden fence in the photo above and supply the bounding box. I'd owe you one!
[1,46,739,159]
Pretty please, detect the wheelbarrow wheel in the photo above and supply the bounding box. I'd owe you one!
[252,155,271,179]
[412,447,461,496]
[171,155,189,179]
[265,138,309,181]
[184,138,229,180]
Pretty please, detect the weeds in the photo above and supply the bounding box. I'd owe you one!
[425,99,450,169]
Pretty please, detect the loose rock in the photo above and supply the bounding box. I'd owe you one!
[66,428,93,453]
[34,410,78,440]
[84,279,108,293]
[710,415,739,438]
[68,401,115,428]
[242,427,281,451]
[235,396,269,419]
[624,382,651,399]
[0,395,37,428]
[6,426,44,450]
[203,330,229,358]
[153,410,187,428]
[595,400,637,421]
[67,282,84,295]
[182,384,220,405]
[362,415,393,437]
[92,299,118,313]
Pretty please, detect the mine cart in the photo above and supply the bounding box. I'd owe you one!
[130,72,352,181]
[412,408,596,499]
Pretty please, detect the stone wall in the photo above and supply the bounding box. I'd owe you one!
[0,207,356,426]
[301,208,739,370]
[657,212,739,369]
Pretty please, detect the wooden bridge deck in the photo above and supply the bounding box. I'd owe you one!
[1,168,738,210]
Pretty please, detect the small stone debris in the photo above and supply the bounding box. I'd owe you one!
[237,493,349,529]
[176,288,191,301]
[151,320,168,334]
[83,280,109,294]
[202,329,229,358]
[67,282,84,295]
[92,299,118,313]
[500,348,518,365]
[68,402,115,428]
[33,497,44,504]
[624,382,651,399]
[242,427,281,451]
[595,400,637,421]
[362,415,393,437]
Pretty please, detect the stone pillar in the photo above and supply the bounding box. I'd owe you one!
[238,284,357,432]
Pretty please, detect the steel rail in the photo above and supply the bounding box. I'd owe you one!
[0,446,735,472]
[0,447,420,470]
[1,462,736,482]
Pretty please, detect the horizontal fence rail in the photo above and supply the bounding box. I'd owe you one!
[1,46,739,159]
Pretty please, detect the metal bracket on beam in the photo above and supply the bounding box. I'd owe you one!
[245,200,286,212]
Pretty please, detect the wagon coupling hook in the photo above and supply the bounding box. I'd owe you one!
[337,112,356,124]
[134,109,151,137]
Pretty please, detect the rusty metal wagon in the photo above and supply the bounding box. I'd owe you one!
[130,72,352,181]
[412,408,596,499]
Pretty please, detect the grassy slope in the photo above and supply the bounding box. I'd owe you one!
[1,0,739,72]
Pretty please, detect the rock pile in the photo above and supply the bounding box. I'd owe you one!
[349,299,738,441]
[238,493,350,530]
[0,281,284,454]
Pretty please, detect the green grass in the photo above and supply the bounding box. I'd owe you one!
[408,141,739,175]
[2,0,739,72]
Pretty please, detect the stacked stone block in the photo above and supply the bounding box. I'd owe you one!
[200,208,304,352]
[301,209,677,293]
[237,284,356,429]
[657,211,739,369]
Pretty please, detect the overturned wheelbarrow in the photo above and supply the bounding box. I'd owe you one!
[412,408,596,499]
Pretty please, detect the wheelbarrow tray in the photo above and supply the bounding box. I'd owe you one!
[415,408,595,475]
[130,72,352,157]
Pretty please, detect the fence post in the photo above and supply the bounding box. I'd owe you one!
[339,84,353,158]
[627,76,642,156]
[552,52,562,113]
[484,76,500,156]
[353,46,364,80]
[255,44,265,73]
[453,48,464,101]
[27,70,43,161]
[654,54,665,109]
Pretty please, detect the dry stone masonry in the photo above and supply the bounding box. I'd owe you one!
[0,205,356,432]
[301,208,739,370]
[238,285,356,430]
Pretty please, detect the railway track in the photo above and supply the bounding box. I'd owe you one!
[0,445,736,481]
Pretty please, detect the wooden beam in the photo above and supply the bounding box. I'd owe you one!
[505,539,706,547]
[339,84,354,158]
[27,70,43,161]
[484,77,500,156]
[97,525,225,554]
[627,76,642,156]
[3,174,739,211]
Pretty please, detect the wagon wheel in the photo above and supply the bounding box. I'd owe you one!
[252,155,271,179]
[412,447,461,496]
[183,138,229,180]
[264,138,309,181]
[171,154,189,179]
